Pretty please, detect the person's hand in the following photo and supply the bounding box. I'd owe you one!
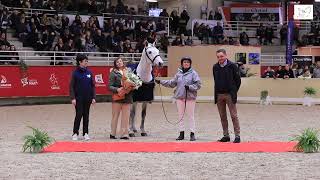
[71,99,76,106]
[185,85,189,91]
[155,79,160,84]
[92,99,96,105]
[117,87,123,93]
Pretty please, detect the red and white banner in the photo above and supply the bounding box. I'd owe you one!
[231,7,280,14]
[0,66,168,98]
[225,3,282,22]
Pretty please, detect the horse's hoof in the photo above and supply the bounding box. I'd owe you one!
[141,133,148,136]
[129,133,135,137]
[133,130,138,133]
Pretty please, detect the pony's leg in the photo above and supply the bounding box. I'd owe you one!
[129,102,138,137]
[140,102,148,136]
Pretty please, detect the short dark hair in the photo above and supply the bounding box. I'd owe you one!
[216,49,227,55]
[76,54,88,66]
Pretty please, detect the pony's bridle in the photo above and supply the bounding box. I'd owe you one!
[144,47,160,64]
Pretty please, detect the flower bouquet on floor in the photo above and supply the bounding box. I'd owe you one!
[112,69,142,101]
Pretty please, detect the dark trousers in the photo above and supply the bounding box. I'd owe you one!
[73,99,91,136]
[216,94,240,136]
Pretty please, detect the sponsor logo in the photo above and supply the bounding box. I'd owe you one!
[95,74,106,87]
[0,75,12,88]
[21,77,39,87]
[49,73,60,90]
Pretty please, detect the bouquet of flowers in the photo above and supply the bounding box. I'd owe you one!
[125,69,143,89]
[112,69,142,101]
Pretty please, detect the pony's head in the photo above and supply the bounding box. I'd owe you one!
[143,42,163,67]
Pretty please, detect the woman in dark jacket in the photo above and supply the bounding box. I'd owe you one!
[108,56,133,140]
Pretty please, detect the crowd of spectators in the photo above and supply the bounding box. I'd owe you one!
[0,0,194,56]
[1,0,99,14]
[261,61,320,79]
[0,4,173,55]
[0,0,173,17]
[0,41,19,65]
[1,0,320,59]
[191,20,320,47]
[0,21,19,64]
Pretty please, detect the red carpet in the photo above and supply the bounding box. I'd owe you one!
[43,142,297,153]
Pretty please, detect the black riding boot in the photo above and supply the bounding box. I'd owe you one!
[190,132,196,141]
[176,131,184,140]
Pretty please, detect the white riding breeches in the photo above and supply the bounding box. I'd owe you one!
[176,99,196,133]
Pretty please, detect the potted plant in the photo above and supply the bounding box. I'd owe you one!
[292,128,320,153]
[23,126,54,153]
[303,87,317,107]
[260,90,271,105]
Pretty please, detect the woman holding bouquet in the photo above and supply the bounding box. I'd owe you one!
[108,56,138,140]
[155,57,201,141]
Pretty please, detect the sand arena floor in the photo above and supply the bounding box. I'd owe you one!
[0,102,320,180]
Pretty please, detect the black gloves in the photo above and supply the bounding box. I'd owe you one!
[155,79,160,84]
[185,85,189,91]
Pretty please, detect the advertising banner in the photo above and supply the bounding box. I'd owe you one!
[292,55,313,67]
[229,3,281,22]
[0,66,167,98]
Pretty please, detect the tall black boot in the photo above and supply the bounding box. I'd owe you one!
[190,132,196,141]
[176,131,184,141]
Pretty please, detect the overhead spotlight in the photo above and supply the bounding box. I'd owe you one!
[146,0,158,2]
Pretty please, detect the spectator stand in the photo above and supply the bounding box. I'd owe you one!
[191,17,317,46]
[102,13,170,35]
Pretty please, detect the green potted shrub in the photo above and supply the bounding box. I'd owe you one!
[292,128,320,153]
[23,126,54,153]
[303,87,317,107]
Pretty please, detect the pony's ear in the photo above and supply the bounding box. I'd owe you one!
[152,42,156,47]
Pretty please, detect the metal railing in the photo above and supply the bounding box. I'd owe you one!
[223,20,314,37]
[260,54,287,66]
[0,50,312,67]
[5,6,57,18]
[223,21,281,37]
[260,54,316,66]
[193,20,315,38]
[0,51,168,66]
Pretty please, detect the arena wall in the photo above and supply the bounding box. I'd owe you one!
[167,45,261,78]
[154,78,320,104]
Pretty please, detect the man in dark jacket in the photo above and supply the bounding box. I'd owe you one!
[213,22,224,44]
[279,64,295,79]
[69,54,96,141]
[213,49,241,143]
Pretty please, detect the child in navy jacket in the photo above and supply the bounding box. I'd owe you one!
[69,54,96,141]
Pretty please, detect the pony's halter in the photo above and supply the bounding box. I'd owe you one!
[144,47,161,64]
